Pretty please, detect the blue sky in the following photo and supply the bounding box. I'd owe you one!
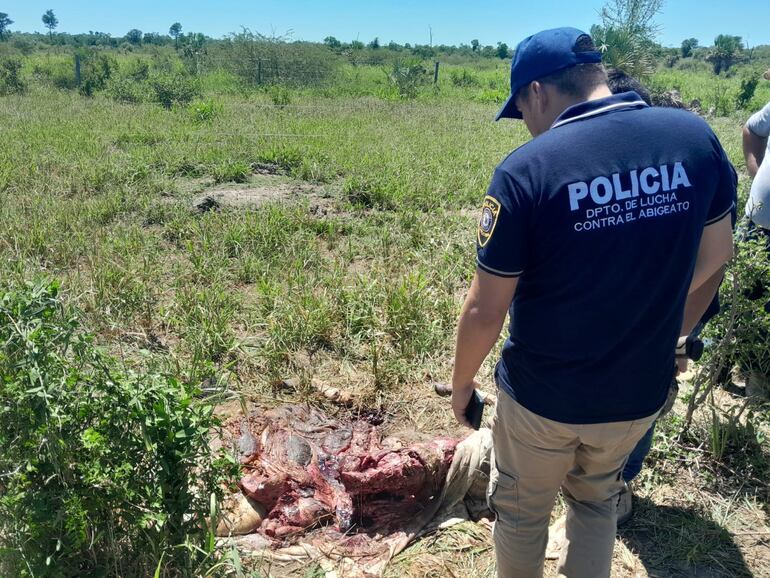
[5,1,769,48]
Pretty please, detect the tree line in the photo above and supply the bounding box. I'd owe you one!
[0,7,767,74]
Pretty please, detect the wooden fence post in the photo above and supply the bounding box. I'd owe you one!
[257,59,262,85]
[74,54,81,87]
[433,61,440,85]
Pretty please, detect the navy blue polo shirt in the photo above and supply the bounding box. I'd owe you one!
[477,92,736,424]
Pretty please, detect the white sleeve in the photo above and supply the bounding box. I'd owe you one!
[747,101,770,138]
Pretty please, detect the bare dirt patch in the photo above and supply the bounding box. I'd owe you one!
[192,180,336,214]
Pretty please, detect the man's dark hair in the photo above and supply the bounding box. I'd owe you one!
[606,68,652,105]
[521,34,608,100]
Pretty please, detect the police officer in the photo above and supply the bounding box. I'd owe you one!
[450,28,736,577]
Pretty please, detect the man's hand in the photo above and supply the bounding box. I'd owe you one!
[675,336,690,375]
[451,269,517,428]
[451,380,482,428]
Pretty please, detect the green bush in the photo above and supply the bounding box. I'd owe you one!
[268,84,292,107]
[713,83,735,116]
[0,281,237,577]
[148,71,201,109]
[188,98,222,123]
[0,57,25,95]
[675,58,710,73]
[78,51,116,97]
[449,68,480,88]
[213,29,340,87]
[11,37,35,55]
[27,52,115,96]
[105,73,147,103]
[387,58,428,99]
[736,71,760,110]
[32,59,77,90]
[123,58,151,82]
[684,231,770,431]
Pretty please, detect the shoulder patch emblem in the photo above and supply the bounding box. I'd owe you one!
[477,195,501,247]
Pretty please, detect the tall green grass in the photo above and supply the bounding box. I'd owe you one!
[651,68,770,113]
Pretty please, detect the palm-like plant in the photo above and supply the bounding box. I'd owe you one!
[591,25,656,79]
[707,35,743,75]
[591,0,664,80]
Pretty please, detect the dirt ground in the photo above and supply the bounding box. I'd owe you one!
[218,368,769,578]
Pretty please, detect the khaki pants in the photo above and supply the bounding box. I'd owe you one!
[489,391,659,578]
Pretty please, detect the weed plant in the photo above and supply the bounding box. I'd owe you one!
[0,281,238,577]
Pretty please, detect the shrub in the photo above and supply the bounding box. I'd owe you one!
[708,34,744,75]
[11,37,35,55]
[148,71,200,109]
[268,84,292,107]
[123,58,151,81]
[683,231,770,431]
[105,73,146,103]
[387,58,428,99]
[78,51,116,97]
[674,58,710,73]
[712,82,735,116]
[0,281,237,577]
[213,29,341,87]
[736,71,760,110]
[665,54,680,68]
[449,68,480,88]
[32,59,77,90]
[0,57,25,95]
[188,98,222,123]
[590,0,664,80]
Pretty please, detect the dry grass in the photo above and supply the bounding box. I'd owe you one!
[215,371,768,578]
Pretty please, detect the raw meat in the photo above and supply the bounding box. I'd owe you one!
[225,405,458,541]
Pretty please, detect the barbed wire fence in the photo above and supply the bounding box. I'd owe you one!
[25,50,507,144]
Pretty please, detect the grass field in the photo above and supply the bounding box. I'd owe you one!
[2,55,770,576]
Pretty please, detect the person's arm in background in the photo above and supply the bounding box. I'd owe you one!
[451,271,517,427]
[743,101,770,179]
[743,125,767,179]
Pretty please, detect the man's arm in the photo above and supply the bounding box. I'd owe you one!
[680,267,725,337]
[687,214,733,298]
[676,215,734,372]
[451,269,518,427]
[743,125,767,180]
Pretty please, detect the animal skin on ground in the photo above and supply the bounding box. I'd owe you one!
[227,405,457,541]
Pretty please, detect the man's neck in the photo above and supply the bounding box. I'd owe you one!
[583,85,614,102]
[544,85,614,133]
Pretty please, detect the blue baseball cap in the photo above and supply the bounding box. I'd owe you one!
[496,27,603,121]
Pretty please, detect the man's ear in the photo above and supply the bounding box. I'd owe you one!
[530,81,549,114]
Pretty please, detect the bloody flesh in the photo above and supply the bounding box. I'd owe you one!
[230,405,457,541]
